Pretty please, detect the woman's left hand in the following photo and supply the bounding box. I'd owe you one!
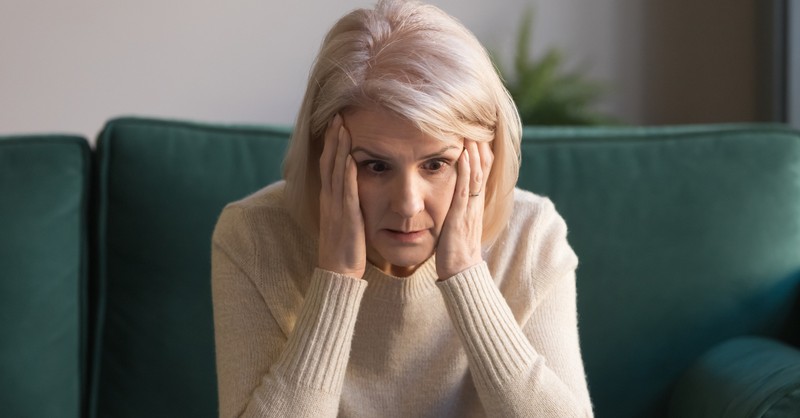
[436,139,494,280]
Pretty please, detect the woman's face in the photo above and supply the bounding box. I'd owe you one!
[344,108,463,277]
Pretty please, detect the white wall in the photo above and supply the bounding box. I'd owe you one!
[0,0,754,142]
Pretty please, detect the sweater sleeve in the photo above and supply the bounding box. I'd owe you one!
[211,204,368,418]
[436,200,593,417]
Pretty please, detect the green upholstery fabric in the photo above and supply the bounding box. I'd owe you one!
[0,136,90,418]
[519,125,800,417]
[90,118,290,418]
[668,336,800,417]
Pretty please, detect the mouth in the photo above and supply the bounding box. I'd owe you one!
[384,229,427,243]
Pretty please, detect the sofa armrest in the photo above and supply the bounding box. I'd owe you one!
[668,336,800,417]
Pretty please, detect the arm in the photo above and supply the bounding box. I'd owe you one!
[436,159,593,417]
[212,205,367,418]
[437,262,592,417]
[213,114,367,418]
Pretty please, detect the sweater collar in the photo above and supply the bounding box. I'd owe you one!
[361,255,439,302]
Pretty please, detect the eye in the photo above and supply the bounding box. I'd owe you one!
[361,160,390,174]
[423,159,449,173]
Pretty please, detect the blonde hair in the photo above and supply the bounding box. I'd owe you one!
[283,0,522,245]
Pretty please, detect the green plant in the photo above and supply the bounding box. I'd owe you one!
[492,8,614,125]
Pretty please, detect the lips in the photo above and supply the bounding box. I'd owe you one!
[384,229,427,243]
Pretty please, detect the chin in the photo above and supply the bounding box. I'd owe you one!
[373,246,434,271]
[384,248,433,265]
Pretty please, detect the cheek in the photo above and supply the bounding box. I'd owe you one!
[356,179,382,226]
[428,174,457,225]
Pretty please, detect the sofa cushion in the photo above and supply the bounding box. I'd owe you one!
[90,118,290,418]
[668,336,800,417]
[0,135,90,418]
[519,124,800,417]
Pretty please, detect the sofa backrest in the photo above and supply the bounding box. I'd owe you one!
[0,135,90,418]
[88,118,800,418]
[89,118,290,418]
[518,125,800,417]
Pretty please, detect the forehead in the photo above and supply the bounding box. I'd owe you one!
[343,107,462,151]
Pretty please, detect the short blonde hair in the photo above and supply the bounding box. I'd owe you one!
[283,0,522,245]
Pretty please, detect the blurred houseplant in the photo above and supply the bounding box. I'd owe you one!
[493,9,614,125]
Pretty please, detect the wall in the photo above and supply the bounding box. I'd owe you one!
[641,1,757,124]
[790,0,800,129]
[0,0,758,141]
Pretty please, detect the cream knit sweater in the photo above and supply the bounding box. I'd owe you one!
[211,181,593,417]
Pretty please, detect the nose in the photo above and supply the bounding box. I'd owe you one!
[390,172,425,218]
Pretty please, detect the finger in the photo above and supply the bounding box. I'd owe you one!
[467,140,482,196]
[451,148,471,213]
[477,140,494,191]
[478,141,494,172]
[331,124,350,204]
[319,114,342,193]
[343,154,363,226]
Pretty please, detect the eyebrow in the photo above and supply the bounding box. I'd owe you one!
[350,145,461,160]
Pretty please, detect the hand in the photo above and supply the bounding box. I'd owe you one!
[318,114,367,279]
[436,140,494,280]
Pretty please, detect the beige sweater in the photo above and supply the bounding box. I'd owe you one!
[211,181,593,417]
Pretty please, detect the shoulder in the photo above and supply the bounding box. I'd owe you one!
[487,188,578,312]
[213,181,296,242]
[213,180,316,289]
[510,188,559,222]
[212,181,314,336]
[218,180,289,217]
[495,188,573,257]
[509,187,573,251]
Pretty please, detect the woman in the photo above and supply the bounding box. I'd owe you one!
[211,0,593,417]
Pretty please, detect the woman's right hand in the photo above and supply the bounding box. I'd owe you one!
[318,114,367,279]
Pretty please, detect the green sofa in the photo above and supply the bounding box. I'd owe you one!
[2,117,799,417]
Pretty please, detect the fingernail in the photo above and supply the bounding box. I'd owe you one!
[464,149,469,161]
[334,113,341,125]
[339,125,345,138]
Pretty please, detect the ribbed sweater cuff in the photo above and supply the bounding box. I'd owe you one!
[273,268,367,393]
[437,262,537,391]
